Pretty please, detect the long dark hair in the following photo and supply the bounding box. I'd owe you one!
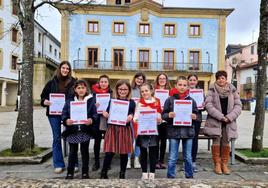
[154,73,171,89]
[131,72,146,88]
[55,61,72,80]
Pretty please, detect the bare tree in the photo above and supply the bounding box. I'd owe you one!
[11,0,95,152]
[252,0,268,152]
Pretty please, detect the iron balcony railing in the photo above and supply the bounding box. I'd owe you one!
[73,60,213,73]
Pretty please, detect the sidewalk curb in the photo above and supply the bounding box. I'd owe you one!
[235,150,268,164]
[0,148,52,164]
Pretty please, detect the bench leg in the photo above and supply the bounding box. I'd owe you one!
[231,139,235,165]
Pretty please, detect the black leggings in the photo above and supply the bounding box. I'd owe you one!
[93,130,105,162]
[140,146,158,173]
[192,121,201,162]
[68,141,89,173]
[102,152,128,172]
[157,123,167,163]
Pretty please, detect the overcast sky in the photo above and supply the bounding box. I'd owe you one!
[35,0,260,46]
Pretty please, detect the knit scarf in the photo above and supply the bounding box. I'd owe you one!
[169,88,189,99]
[139,97,161,113]
[92,83,109,94]
[214,82,231,98]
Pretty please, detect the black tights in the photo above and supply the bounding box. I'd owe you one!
[93,131,103,162]
[140,146,158,173]
[68,141,89,173]
[157,123,167,163]
[102,152,128,172]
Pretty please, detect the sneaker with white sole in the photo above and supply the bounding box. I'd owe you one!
[74,167,79,173]
[141,172,148,180]
[134,157,141,169]
[54,167,64,174]
[127,158,131,169]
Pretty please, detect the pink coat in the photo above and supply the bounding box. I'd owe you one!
[203,83,242,141]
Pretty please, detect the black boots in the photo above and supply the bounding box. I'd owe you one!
[100,170,108,179]
[65,168,74,179]
[119,171,125,179]
[82,168,89,179]
[92,160,100,171]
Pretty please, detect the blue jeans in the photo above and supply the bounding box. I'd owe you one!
[48,116,65,168]
[167,138,193,178]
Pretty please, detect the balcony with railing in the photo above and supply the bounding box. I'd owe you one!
[73,60,213,73]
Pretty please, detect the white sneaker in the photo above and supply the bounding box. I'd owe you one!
[141,172,148,180]
[54,167,64,174]
[127,158,131,169]
[74,167,79,173]
[134,157,141,168]
[148,173,155,180]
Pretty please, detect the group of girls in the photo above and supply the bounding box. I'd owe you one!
[42,61,240,180]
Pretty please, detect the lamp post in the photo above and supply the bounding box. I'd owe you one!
[130,49,133,62]
[156,50,158,63]
[77,48,81,68]
[206,51,210,64]
[104,48,107,61]
[15,61,23,111]
[180,51,184,63]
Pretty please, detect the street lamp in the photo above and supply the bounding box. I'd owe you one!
[130,49,133,62]
[156,50,158,63]
[77,48,81,68]
[104,48,107,61]
[15,61,23,111]
[206,51,210,64]
[180,51,184,63]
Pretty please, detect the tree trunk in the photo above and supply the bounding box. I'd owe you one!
[252,0,268,152]
[11,7,35,152]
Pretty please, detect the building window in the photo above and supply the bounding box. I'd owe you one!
[11,27,18,43]
[54,49,57,57]
[59,52,61,59]
[139,50,149,69]
[0,48,3,69]
[49,45,52,53]
[38,33,41,43]
[38,51,41,57]
[139,23,150,35]
[0,0,2,7]
[189,24,201,37]
[12,2,17,15]
[189,50,200,70]
[87,48,98,68]
[125,0,131,3]
[251,45,254,55]
[164,50,174,70]
[115,0,121,5]
[164,24,176,36]
[0,19,3,39]
[88,21,99,33]
[11,55,18,70]
[113,22,125,34]
[113,49,124,69]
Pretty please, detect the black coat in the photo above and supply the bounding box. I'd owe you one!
[61,97,98,139]
[40,76,76,116]
[162,94,201,139]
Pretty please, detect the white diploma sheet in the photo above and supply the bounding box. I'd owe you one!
[131,97,140,104]
[173,100,192,126]
[108,99,129,126]
[96,93,110,114]
[155,89,169,107]
[70,101,87,124]
[49,93,65,115]
[137,109,158,135]
[189,89,204,110]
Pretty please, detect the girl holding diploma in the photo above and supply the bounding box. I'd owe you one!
[128,72,146,169]
[40,61,76,174]
[134,83,162,180]
[162,76,200,179]
[187,74,204,173]
[154,73,171,169]
[100,80,136,179]
[62,80,97,179]
[91,75,113,171]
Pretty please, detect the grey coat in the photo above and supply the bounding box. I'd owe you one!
[203,83,242,141]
